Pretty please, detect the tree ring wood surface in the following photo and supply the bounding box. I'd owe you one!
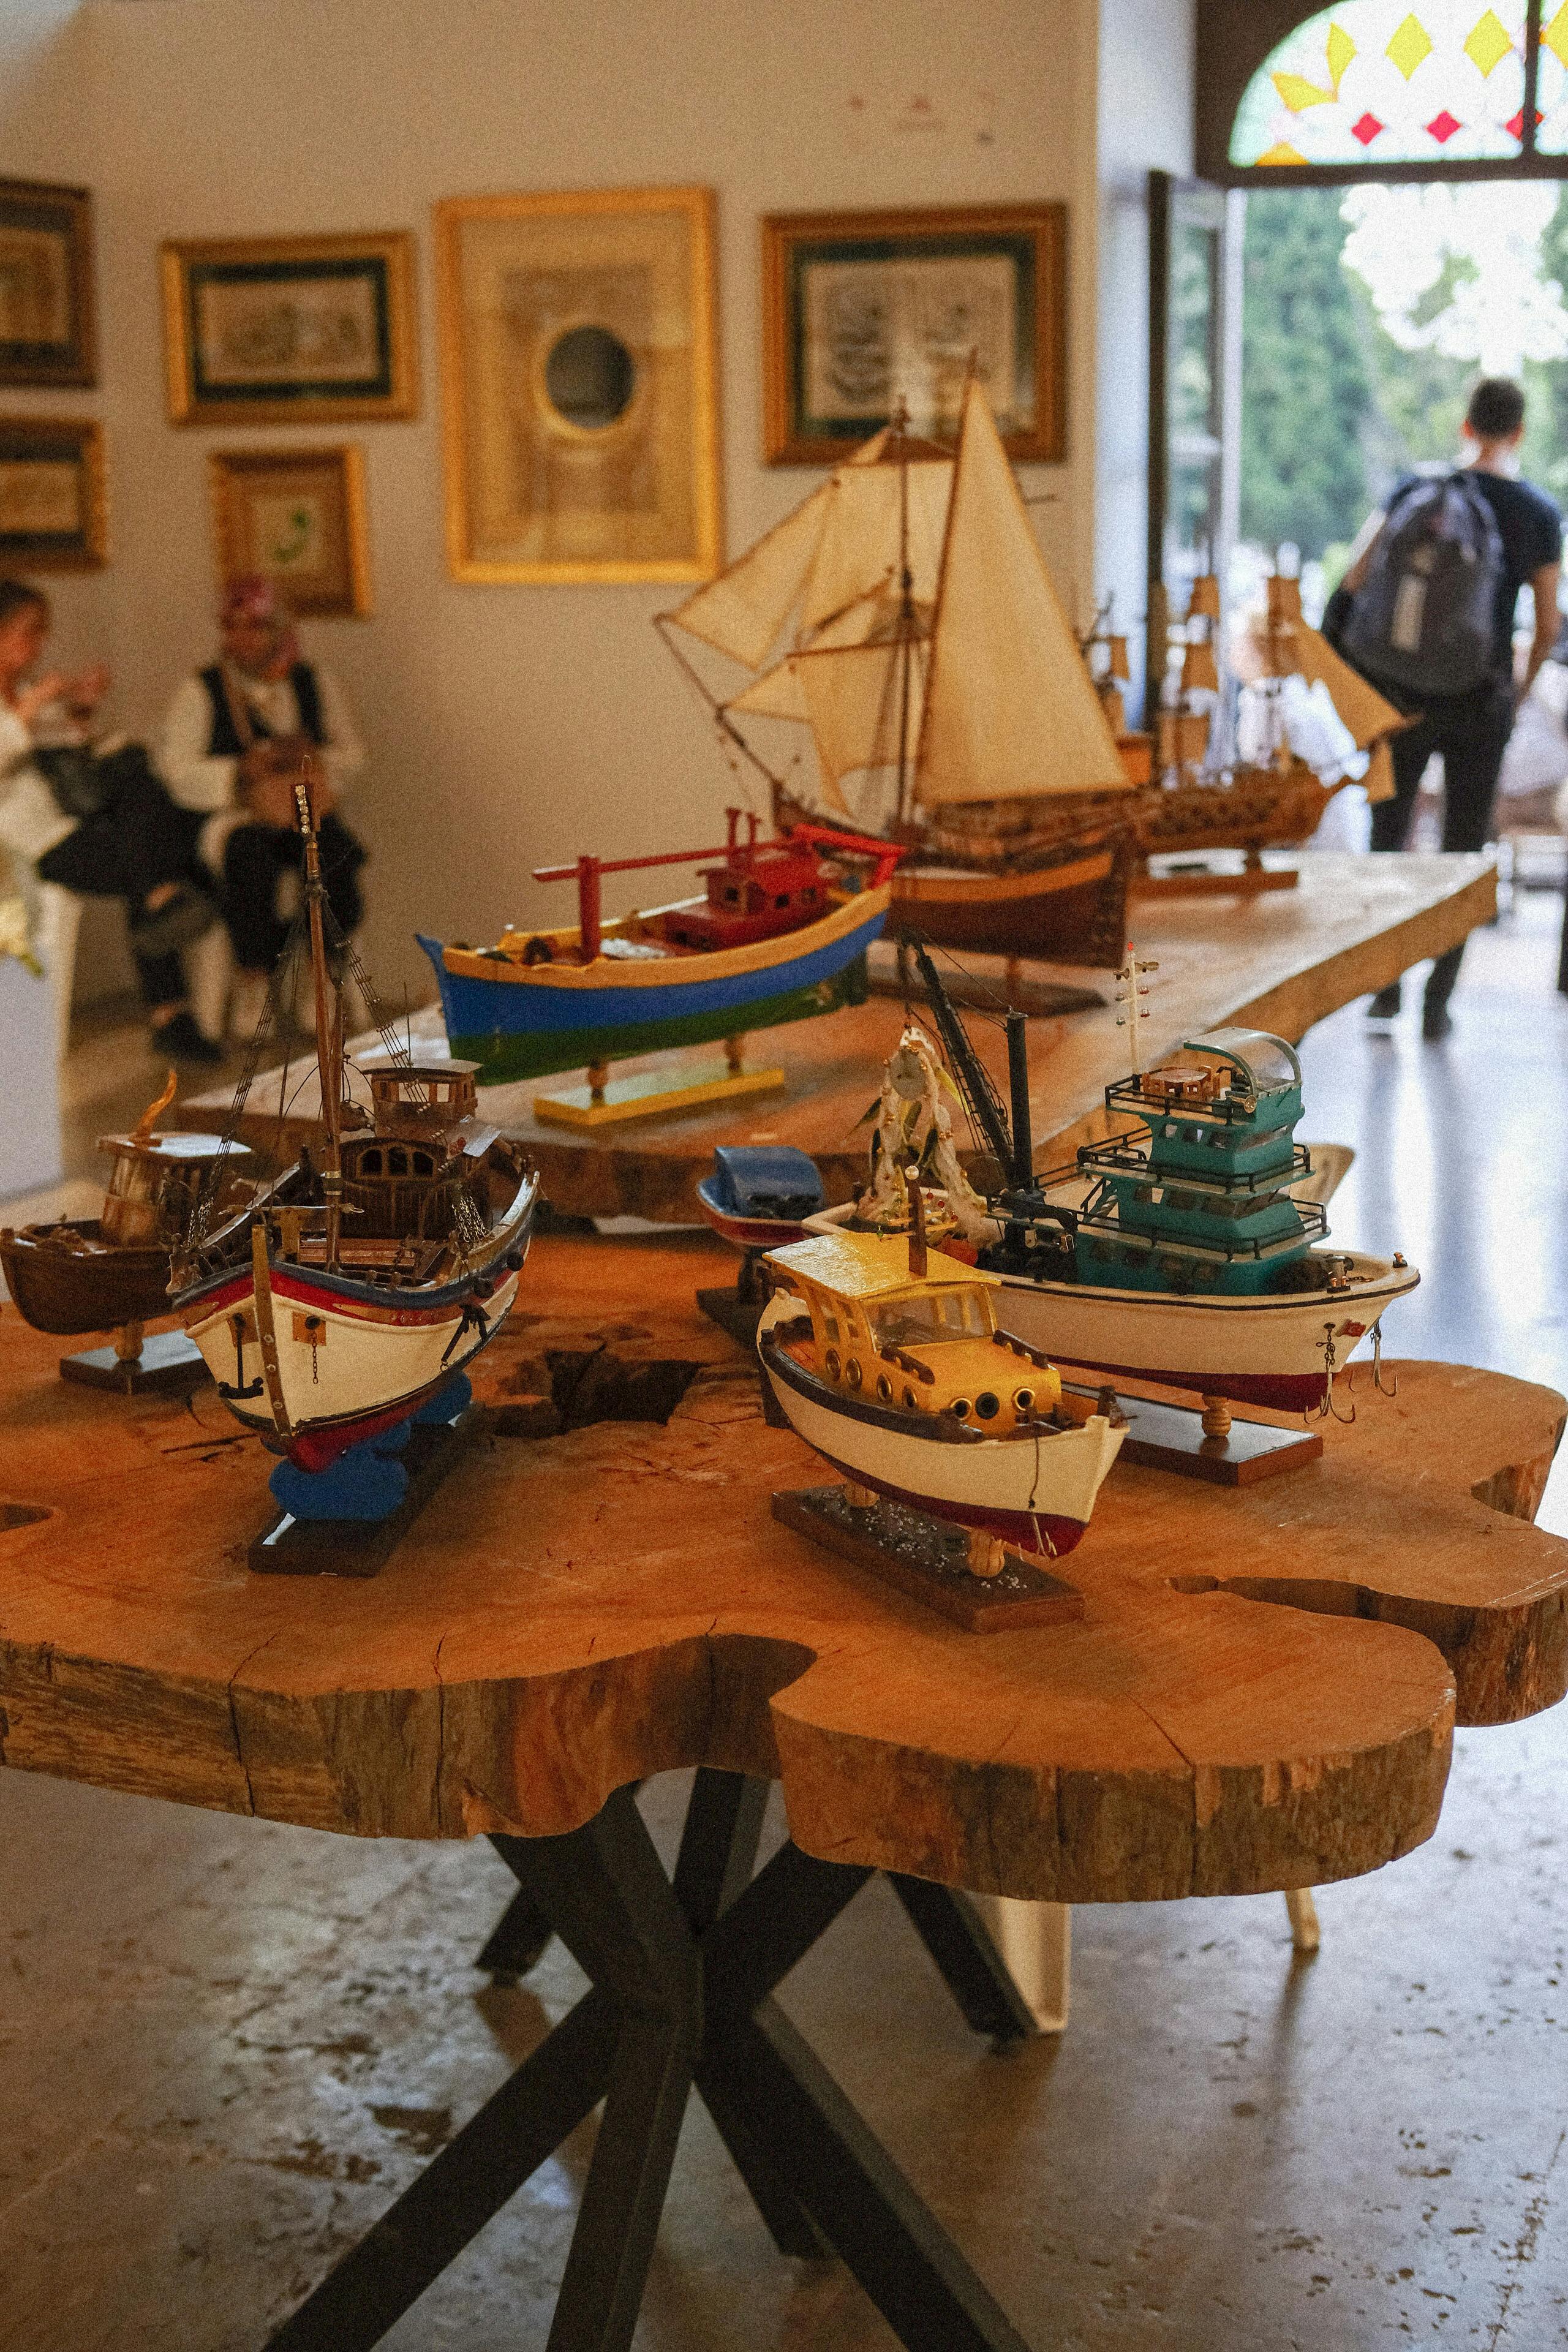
[0,1230,1562,1909]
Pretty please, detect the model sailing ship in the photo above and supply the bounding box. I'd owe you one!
[173,786,538,1474]
[1136,572,1404,881]
[758,1207,1126,1569]
[662,377,1139,967]
[814,944,1419,1420]
[1,1071,247,1389]
[419,809,900,1088]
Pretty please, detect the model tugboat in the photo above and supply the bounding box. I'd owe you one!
[0,1071,247,1393]
[758,1209,1126,1581]
[419,809,901,1117]
[173,785,538,1526]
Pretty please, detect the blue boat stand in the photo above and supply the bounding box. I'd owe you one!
[265,1375,473,1525]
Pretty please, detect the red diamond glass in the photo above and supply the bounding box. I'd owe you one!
[1426,109,1461,141]
[1351,111,1385,143]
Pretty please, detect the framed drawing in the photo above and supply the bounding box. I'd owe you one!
[208,445,371,617]
[761,203,1067,466]
[161,232,417,426]
[0,418,105,571]
[0,178,94,388]
[435,184,722,585]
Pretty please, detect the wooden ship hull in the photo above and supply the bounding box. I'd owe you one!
[989,1250,1420,1413]
[418,881,892,1087]
[1136,760,1341,859]
[891,837,1133,965]
[178,1166,538,1472]
[758,1296,1125,1558]
[0,1220,173,1336]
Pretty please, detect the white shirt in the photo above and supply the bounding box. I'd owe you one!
[0,702,81,872]
[159,663,366,815]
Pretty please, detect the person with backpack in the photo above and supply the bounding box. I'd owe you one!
[1338,376,1561,1040]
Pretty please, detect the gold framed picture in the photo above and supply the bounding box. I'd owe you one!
[208,445,372,617]
[435,184,722,585]
[161,232,417,426]
[761,203,1067,466]
[0,178,95,388]
[0,417,106,571]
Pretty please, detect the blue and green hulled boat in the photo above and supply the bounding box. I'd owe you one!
[418,815,901,1086]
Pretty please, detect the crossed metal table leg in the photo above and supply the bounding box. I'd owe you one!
[266,1768,1035,2352]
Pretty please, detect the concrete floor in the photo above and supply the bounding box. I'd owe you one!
[4,889,1568,2350]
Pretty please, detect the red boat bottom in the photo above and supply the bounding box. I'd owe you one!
[1044,1354,1331,1413]
[285,1378,459,1474]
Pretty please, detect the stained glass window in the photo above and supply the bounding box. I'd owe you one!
[1230,1,1530,168]
[1534,1,1568,148]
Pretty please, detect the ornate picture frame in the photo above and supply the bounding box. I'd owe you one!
[0,178,95,389]
[0,417,106,571]
[161,232,418,426]
[435,184,722,585]
[761,202,1067,466]
[207,445,372,617]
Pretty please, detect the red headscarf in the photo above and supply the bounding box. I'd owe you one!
[219,574,300,677]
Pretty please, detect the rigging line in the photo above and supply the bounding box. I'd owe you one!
[192,913,309,1240]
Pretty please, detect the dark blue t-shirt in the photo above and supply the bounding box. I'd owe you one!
[1390,467,1562,674]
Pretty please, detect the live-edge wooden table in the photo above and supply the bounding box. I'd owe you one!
[2,1226,1566,2352]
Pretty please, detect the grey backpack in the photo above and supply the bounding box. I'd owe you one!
[1343,473,1504,696]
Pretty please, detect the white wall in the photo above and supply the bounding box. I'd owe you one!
[21,0,1107,1006]
[1093,0,1196,720]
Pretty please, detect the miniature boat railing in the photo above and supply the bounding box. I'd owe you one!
[1076,1139,1315,1196]
[877,1341,937,1385]
[991,1328,1054,1370]
[1075,1195,1329,1261]
[1101,1071,1272,1126]
[533,818,904,962]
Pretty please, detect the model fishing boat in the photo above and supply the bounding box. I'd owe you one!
[1136,573,1404,891]
[418,810,900,1106]
[899,944,1419,1418]
[696,1144,825,1254]
[0,1072,247,1392]
[173,786,538,1477]
[661,378,1139,968]
[758,1215,1126,1567]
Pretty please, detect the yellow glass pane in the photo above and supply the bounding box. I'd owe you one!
[1386,12,1435,74]
[1463,7,1513,72]
[1326,20,1358,85]
[1544,0,1568,66]
[1273,68,1336,108]
[1254,140,1311,164]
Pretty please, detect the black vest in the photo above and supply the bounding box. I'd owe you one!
[200,662,325,755]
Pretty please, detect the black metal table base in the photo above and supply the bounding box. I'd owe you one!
[266,1771,1033,2352]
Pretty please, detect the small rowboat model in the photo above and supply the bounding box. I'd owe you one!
[173,788,538,1473]
[1,1071,247,1344]
[758,1223,1126,1565]
[420,812,900,1088]
[696,1145,825,1254]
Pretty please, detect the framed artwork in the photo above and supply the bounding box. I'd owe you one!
[160,232,417,426]
[761,203,1068,466]
[0,178,95,388]
[434,184,722,585]
[0,418,106,571]
[208,445,372,617]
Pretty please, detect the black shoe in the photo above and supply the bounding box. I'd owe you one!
[1366,983,1402,1020]
[150,1009,222,1066]
[1422,1001,1453,1042]
[129,880,217,959]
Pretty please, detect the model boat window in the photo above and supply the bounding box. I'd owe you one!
[870,1290,989,1348]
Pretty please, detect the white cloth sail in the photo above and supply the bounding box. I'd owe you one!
[914,380,1128,807]
[666,486,832,670]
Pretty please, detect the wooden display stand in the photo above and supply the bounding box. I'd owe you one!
[1,1232,1562,2352]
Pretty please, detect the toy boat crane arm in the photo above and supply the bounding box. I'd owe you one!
[907,942,1077,1236]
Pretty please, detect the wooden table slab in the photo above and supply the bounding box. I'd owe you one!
[1,1226,1561,1909]
[184,850,1496,1220]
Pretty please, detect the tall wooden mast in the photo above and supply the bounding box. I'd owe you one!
[295,779,344,1268]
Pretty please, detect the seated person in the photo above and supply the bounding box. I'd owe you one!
[0,577,221,1064]
[159,576,367,1036]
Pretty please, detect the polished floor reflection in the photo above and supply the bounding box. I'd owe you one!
[2,888,1567,2351]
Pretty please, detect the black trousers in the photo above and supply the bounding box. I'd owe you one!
[1370,682,1513,1009]
[36,759,207,1009]
[224,811,365,970]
